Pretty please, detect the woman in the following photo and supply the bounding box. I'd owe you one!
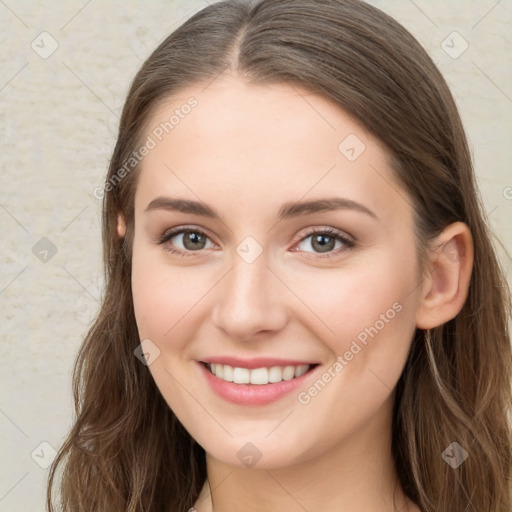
[47,0,512,511]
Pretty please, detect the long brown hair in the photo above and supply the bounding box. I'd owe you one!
[46,1,512,510]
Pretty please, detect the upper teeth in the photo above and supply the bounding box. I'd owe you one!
[208,363,310,385]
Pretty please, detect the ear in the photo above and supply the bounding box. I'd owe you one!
[415,222,474,329]
[117,213,127,239]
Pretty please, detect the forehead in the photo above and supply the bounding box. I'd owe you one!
[134,75,410,226]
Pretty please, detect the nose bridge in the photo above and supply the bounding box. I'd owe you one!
[211,252,287,340]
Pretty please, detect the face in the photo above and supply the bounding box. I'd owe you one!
[129,74,423,469]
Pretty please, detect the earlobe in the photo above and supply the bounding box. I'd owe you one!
[415,222,474,329]
[117,213,127,239]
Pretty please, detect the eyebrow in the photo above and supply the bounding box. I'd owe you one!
[144,196,377,221]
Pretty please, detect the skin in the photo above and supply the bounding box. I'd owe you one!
[119,74,473,512]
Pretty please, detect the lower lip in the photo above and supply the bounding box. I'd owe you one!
[198,362,317,405]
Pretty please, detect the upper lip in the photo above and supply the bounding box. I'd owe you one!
[199,356,318,369]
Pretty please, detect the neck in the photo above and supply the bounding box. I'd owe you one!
[193,394,417,512]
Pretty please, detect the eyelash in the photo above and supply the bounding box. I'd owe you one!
[154,226,355,260]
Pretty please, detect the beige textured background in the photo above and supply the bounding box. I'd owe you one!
[1,1,511,511]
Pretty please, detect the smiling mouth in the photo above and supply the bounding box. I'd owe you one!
[202,362,319,385]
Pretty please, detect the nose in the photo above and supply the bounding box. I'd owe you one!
[211,253,288,342]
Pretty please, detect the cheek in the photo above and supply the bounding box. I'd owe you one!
[131,240,214,352]
[290,247,419,356]
[287,254,418,449]
[131,239,174,339]
[339,261,418,404]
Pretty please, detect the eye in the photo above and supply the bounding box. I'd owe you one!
[154,226,355,259]
[294,228,355,259]
[155,227,215,257]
